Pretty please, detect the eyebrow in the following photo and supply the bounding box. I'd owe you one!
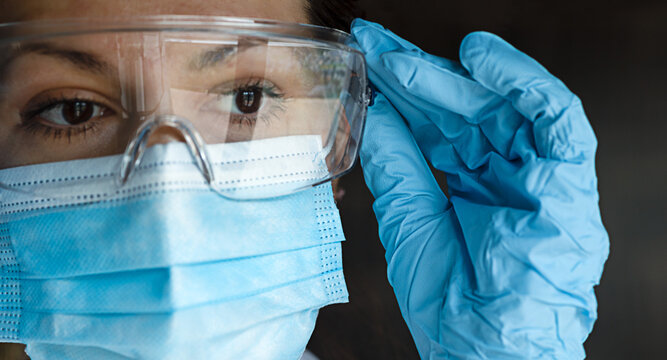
[0,42,239,76]
[0,42,243,83]
[191,45,239,70]
[0,42,115,78]
[188,41,311,77]
[0,41,303,82]
[189,39,273,71]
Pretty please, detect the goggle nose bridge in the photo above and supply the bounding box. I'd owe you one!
[119,115,214,187]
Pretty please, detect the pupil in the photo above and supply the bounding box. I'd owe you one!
[62,101,94,125]
[235,88,263,114]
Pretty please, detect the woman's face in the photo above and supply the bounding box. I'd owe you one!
[0,0,322,169]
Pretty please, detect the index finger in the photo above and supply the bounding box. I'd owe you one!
[360,92,449,251]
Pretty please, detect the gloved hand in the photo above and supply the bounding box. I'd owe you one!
[351,19,609,359]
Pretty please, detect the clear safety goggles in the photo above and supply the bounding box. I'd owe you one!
[0,16,371,200]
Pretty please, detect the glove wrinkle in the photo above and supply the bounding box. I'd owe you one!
[352,18,608,360]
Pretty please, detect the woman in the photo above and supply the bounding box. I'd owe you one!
[0,0,608,359]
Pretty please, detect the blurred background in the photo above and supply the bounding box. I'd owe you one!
[309,0,667,359]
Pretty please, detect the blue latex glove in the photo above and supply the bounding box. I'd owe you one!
[351,19,609,359]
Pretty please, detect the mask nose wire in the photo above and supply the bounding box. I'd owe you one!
[118,115,215,187]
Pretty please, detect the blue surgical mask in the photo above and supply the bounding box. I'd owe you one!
[0,138,348,359]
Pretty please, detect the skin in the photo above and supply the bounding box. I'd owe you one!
[0,0,309,23]
[0,4,342,356]
[0,4,343,359]
[0,0,343,192]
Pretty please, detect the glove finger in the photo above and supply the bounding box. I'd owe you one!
[351,19,467,77]
[351,19,421,52]
[361,91,479,360]
[359,91,449,249]
[367,73,508,207]
[381,50,501,120]
[380,50,530,164]
[459,32,598,161]
[352,20,490,172]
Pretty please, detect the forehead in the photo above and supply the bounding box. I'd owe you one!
[0,0,309,24]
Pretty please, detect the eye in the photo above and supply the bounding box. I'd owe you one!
[234,87,264,114]
[34,100,111,126]
[18,91,121,142]
[201,79,286,122]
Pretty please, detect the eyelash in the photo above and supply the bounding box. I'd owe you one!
[218,78,287,127]
[19,95,107,142]
[18,78,288,142]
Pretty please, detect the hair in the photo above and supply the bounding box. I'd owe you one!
[305,0,365,32]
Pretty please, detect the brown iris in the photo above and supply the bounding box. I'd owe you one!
[235,87,263,114]
[61,101,97,125]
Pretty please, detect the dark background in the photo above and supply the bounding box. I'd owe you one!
[0,1,664,359]
[309,0,667,359]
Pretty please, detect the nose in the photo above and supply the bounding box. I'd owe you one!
[145,126,187,146]
[119,115,214,187]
